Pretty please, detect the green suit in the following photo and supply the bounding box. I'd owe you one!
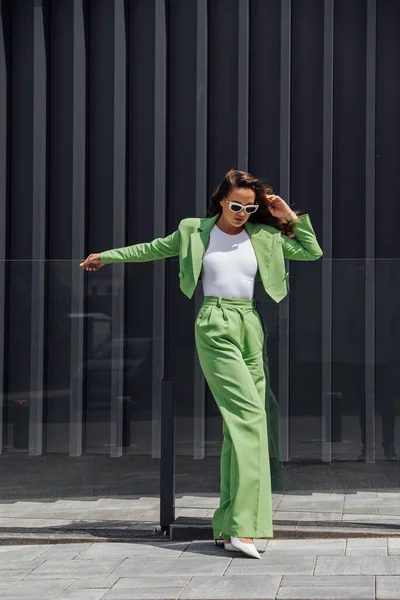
[100,213,322,539]
[100,213,323,303]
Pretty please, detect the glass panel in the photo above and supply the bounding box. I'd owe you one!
[2,260,160,499]
[2,257,400,502]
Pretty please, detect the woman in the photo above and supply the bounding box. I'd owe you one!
[81,169,323,559]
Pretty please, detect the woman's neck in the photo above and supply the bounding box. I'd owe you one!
[216,214,244,235]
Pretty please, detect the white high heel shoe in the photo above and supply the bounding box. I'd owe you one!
[230,537,261,559]
[213,538,241,552]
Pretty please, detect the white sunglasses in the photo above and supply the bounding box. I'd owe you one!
[227,201,259,215]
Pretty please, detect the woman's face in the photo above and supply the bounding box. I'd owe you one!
[220,187,256,228]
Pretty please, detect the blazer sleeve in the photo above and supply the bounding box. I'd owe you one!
[281,214,323,261]
[100,228,181,264]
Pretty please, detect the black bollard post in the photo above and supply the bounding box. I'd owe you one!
[160,378,175,534]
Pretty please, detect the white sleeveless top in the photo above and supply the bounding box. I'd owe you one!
[201,224,258,299]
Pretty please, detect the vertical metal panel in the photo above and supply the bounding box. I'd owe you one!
[237,0,249,171]
[110,0,127,458]
[151,0,167,458]
[321,0,334,463]
[69,0,87,457]
[0,0,7,454]
[365,0,376,463]
[278,0,291,463]
[193,0,208,460]
[29,0,47,456]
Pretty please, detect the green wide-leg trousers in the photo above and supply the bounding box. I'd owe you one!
[195,295,274,539]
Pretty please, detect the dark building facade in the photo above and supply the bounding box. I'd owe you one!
[0,0,399,500]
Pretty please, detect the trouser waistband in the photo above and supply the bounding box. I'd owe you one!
[202,295,256,309]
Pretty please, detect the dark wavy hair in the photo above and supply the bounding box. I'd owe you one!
[207,169,301,237]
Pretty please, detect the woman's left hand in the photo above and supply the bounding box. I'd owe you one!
[266,195,297,222]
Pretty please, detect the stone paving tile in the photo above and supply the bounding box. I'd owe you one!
[277,495,311,503]
[0,569,42,582]
[3,518,73,528]
[267,539,346,547]
[274,511,342,522]
[52,590,105,600]
[52,500,101,508]
[263,539,345,555]
[0,504,45,515]
[175,508,211,518]
[0,517,18,525]
[111,557,231,578]
[0,560,46,572]
[342,513,400,524]
[346,538,388,547]
[65,576,120,590]
[101,576,191,600]
[183,540,233,556]
[0,579,74,600]
[343,507,380,515]
[388,539,400,554]
[351,501,400,507]
[61,520,130,530]
[180,575,281,600]
[174,496,219,509]
[225,556,316,576]
[75,541,188,559]
[112,577,191,588]
[32,544,93,562]
[376,575,400,599]
[377,508,400,515]
[103,589,184,600]
[315,555,400,575]
[0,501,46,508]
[278,575,375,599]
[96,498,158,508]
[24,560,123,579]
[278,503,344,513]
[346,547,388,556]
[83,510,149,520]
[0,544,52,560]
[345,502,400,511]
[126,522,156,531]
[18,510,94,520]
[134,510,161,522]
[277,586,374,599]
[281,575,374,587]
[311,494,346,501]
[40,543,92,554]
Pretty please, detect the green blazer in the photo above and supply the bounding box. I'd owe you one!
[100,213,323,303]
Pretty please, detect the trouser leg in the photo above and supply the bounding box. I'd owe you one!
[195,301,273,539]
[217,420,232,537]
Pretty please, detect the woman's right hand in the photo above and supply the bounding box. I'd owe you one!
[80,253,105,272]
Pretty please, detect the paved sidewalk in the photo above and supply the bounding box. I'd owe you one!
[1,492,400,543]
[1,537,400,599]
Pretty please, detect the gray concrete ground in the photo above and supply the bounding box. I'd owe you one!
[1,538,400,599]
[1,492,400,542]
[1,493,400,598]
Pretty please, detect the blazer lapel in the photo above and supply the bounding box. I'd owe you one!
[191,214,219,284]
[245,222,280,287]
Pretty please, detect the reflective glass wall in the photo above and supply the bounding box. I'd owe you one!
[1,0,399,500]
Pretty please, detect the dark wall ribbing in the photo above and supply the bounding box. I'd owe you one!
[1,0,399,462]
